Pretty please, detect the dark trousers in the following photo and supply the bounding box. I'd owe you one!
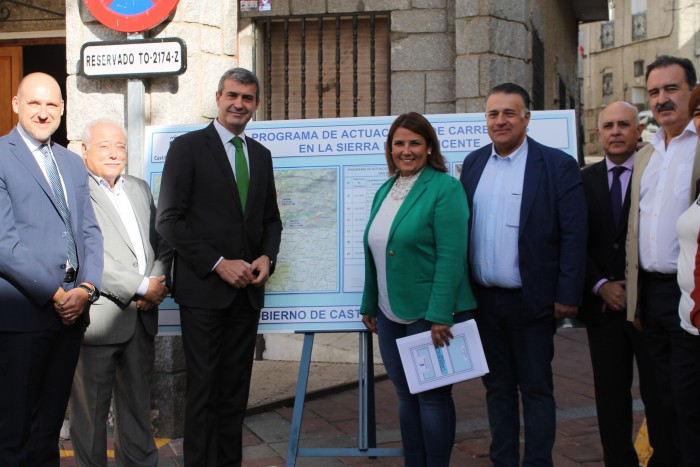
[586,311,671,467]
[475,286,556,467]
[180,291,260,467]
[0,319,84,467]
[639,273,700,467]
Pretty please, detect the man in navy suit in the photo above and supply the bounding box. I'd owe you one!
[0,72,103,466]
[460,83,586,466]
[157,68,282,466]
[580,101,669,466]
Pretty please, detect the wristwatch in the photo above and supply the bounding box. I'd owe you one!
[78,283,99,303]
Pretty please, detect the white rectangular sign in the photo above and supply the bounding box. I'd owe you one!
[80,38,186,78]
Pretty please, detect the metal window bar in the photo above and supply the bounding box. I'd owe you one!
[258,14,388,120]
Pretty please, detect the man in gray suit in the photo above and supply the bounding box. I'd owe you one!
[70,119,172,467]
[0,72,103,466]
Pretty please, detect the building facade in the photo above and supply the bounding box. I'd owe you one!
[580,0,700,156]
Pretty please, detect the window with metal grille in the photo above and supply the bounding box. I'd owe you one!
[634,60,645,77]
[257,14,390,120]
[532,30,544,111]
[603,72,613,97]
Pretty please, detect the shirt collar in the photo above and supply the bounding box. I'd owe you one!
[89,171,125,193]
[489,137,529,162]
[605,153,635,172]
[16,124,49,153]
[213,118,247,147]
[651,119,697,146]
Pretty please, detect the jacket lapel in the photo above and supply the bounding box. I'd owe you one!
[8,129,57,211]
[89,176,135,256]
[519,138,543,237]
[388,168,433,241]
[205,124,243,214]
[123,178,153,265]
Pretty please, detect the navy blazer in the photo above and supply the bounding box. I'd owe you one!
[460,137,587,322]
[0,127,104,331]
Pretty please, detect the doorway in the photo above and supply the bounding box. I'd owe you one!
[0,42,67,146]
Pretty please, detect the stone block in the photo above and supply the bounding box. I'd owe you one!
[455,55,480,98]
[455,0,478,18]
[425,102,455,114]
[456,96,487,113]
[242,0,291,17]
[391,72,425,114]
[154,335,186,373]
[455,18,488,55]
[425,70,455,103]
[479,55,528,92]
[290,0,327,15]
[200,25,223,55]
[151,369,186,438]
[391,34,454,71]
[456,17,527,59]
[174,0,222,28]
[151,336,186,438]
[327,0,410,13]
[412,0,447,8]
[67,76,126,141]
[391,10,447,33]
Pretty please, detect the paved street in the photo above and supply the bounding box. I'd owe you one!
[59,327,647,466]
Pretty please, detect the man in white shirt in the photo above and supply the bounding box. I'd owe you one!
[626,55,700,466]
[70,119,172,467]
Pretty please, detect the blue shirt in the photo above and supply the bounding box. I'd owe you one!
[470,139,528,287]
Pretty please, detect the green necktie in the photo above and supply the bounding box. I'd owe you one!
[231,136,249,209]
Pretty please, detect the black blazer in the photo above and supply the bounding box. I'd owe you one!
[579,158,631,325]
[156,122,282,310]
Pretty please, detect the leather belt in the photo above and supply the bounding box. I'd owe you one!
[64,267,77,283]
[640,270,676,281]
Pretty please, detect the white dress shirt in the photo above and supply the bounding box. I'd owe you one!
[16,124,70,204]
[639,121,698,273]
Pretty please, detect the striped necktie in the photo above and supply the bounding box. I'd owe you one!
[40,143,79,269]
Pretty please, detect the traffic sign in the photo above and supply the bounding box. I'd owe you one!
[80,38,187,78]
[84,0,180,33]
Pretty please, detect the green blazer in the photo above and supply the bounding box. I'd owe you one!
[360,166,477,325]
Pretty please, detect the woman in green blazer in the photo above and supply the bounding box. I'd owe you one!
[360,112,477,467]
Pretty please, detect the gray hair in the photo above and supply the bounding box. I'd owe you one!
[82,119,127,149]
[597,101,640,128]
[217,68,261,102]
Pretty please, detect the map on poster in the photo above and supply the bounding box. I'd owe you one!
[146,111,578,334]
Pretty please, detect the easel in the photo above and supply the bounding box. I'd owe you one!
[285,330,403,466]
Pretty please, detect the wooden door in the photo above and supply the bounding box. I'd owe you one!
[0,46,22,136]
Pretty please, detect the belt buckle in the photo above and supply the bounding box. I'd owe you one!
[64,268,77,283]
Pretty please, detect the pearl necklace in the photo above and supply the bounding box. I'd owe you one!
[389,169,423,200]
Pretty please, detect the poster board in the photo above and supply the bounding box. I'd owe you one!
[147,111,577,334]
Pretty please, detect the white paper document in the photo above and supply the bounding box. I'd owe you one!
[396,319,489,394]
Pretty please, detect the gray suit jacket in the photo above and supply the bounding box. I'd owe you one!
[0,127,103,332]
[85,174,172,345]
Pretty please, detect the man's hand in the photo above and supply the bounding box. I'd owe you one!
[137,275,168,310]
[431,323,454,348]
[250,255,271,286]
[215,259,254,288]
[598,280,626,312]
[55,287,90,325]
[554,302,578,319]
